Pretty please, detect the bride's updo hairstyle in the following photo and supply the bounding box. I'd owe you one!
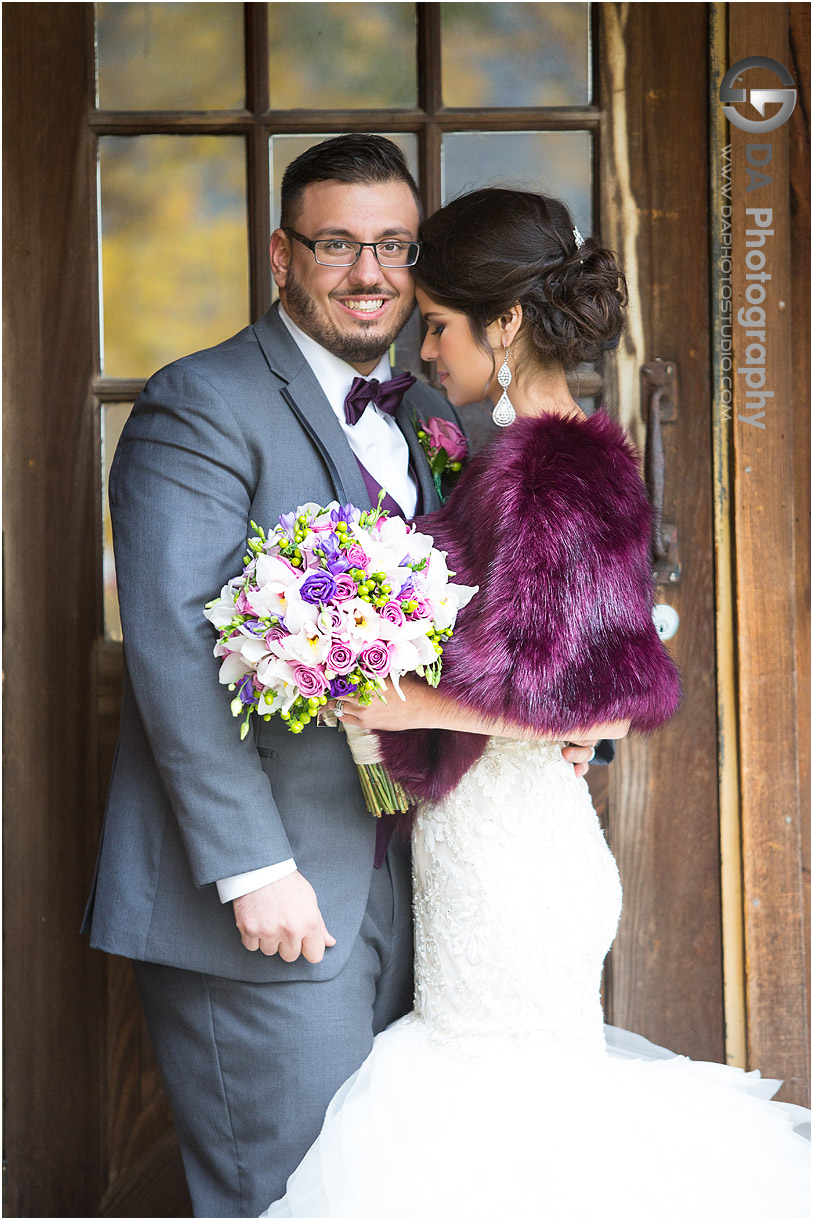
[413,188,627,370]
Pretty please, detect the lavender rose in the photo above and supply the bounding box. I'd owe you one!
[292,664,328,698]
[326,641,356,676]
[299,571,338,605]
[333,574,357,602]
[380,601,405,628]
[264,624,288,649]
[345,544,370,569]
[359,642,394,679]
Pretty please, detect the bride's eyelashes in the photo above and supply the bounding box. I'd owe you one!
[430,325,445,335]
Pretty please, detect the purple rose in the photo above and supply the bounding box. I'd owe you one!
[380,601,405,628]
[326,641,356,675]
[334,575,358,602]
[299,571,338,605]
[292,664,328,698]
[329,675,359,698]
[359,642,394,678]
[422,416,467,461]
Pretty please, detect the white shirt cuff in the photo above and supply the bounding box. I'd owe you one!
[216,859,297,903]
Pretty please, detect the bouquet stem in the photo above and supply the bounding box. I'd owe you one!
[340,724,412,818]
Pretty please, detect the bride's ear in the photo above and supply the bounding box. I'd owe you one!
[495,304,523,349]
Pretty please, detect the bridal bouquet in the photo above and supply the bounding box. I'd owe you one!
[204,499,477,816]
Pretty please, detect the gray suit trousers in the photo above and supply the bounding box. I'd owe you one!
[133,842,413,1218]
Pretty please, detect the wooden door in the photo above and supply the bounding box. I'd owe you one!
[3,4,807,1216]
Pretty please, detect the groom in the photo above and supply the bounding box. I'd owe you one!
[83,134,598,1217]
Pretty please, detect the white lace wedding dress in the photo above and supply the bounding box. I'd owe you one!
[263,739,810,1219]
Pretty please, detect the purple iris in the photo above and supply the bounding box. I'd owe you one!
[329,675,359,698]
[299,571,338,605]
[277,511,297,537]
[330,504,360,526]
[319,533,352,575]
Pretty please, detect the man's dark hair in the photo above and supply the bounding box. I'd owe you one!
[280,133,422,230]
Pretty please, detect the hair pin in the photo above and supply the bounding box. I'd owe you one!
[573,226,585,249]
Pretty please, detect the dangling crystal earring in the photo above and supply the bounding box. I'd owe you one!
[492,345,516,427]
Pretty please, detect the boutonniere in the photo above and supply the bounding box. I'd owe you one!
[414,414,468,503]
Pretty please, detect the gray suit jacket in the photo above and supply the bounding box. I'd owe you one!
[83,304,462,982]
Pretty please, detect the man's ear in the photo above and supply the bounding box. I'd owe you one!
[269,229,291,289]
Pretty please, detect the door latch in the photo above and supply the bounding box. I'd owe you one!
[641,360,681,585]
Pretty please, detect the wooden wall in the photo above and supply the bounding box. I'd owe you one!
[2,4,106,1214]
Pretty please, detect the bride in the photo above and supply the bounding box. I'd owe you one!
[262,189,810,1219]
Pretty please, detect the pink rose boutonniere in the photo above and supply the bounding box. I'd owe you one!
[414,415,468,503]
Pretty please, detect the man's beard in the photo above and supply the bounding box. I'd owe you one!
[283,265,414,365]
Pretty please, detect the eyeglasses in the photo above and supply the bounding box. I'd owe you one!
[286,229,421,268]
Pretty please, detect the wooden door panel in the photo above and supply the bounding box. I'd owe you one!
[599,3,723,1060]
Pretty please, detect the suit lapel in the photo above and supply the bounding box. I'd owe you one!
[396,391,442,515]
[253,307,371,510]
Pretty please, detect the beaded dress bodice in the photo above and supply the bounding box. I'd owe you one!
[411,738,623,1056]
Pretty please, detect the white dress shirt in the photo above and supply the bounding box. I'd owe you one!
[216,306,419,902]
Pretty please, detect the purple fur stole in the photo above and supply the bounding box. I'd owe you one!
[377,408,681,804]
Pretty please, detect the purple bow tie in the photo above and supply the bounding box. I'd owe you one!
[344,371,416,426]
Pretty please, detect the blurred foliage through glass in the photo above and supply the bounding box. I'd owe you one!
[96,2,244,110]
[268,3,417,109]
[441,3,590,107]
[98,135,249,378]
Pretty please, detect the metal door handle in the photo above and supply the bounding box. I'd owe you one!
[642,360,681,585]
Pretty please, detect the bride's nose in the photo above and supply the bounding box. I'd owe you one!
[420,333,436,362]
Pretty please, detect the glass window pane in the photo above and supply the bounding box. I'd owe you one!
[102,403,133,642]
[99,135,249,379]
[441,3,590,107]
[268,3,416,109]
[442,131,592,238]
[96,3,244,111]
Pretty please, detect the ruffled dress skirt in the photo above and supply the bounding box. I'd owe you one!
[263,740,810,1218]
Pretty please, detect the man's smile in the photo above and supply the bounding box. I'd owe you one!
[333,294,394,321]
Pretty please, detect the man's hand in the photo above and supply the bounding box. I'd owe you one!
[233,871,336,963]
[561,741,598,779]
